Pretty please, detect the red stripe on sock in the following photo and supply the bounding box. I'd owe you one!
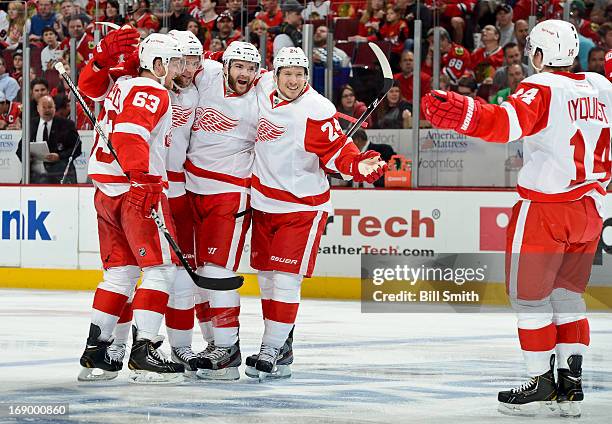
[210,306,240,328]
[261,298,271,318]
[166,306,195,330]
[117,302,133,324]
[518,323,557,352]
[92,288,128,317]
[132,288,169,315]
[194,301,212,322]
[265,300,299,324]
[557,319,590,346]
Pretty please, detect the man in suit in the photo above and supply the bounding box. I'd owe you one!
[351,129,395,188]
[16,95,81,184]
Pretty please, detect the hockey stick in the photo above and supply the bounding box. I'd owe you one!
[345,42,394,138]
[54,63,243,291]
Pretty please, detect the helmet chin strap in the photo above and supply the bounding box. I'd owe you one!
[153,63,169,85]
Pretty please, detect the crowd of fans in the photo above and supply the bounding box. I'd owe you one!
[0,1,610,181]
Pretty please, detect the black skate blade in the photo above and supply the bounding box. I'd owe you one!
[193,274,244,291]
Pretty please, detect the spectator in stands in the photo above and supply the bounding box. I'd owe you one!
[355,0,386,41]
[41,27,64,71]
[60,17,95,68]
[192,0,219,36]
[570,0,600,44]
[513,19,529,59]
[423,27,471,85]
[6,1,26,31]
[0,91,21,130]
[29,0,57,43]
[249,19,273,67]
[256,0,283,28]
[491,63,525,105]
[312,25,351,68]
[186,17,210,49]
[1,22,22,51]
[30,78,50,119]
[331,1,362,19]
[10,50,22,84]
[351,129,395,188]
[57,0,90,39]
[272,0,304,56]
[225,0,249,30]
[588,46,606,75]
[169,0,192,31]
[102,0,125,28]
[495,4,515,47]
[16,95,81,184]
[375,81,411,129]
[210,37,224,52]
[51,62,93,130]
[456,76,487,104]
[0,57,19,102]
[403,0,432,48]
[491,42,530,92]
[335,84,372,131]
[302,1,331,20]
[213,12,242,49]
[394,50,431,106]
[599,23,612,50]
[471,24,504,83]
[426,0,477,46]
[130,0,161,33]
[379,5,410,69]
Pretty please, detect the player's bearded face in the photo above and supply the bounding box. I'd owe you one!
[276,67,307,100]
[174,55,201,88]
[227,60,258,94]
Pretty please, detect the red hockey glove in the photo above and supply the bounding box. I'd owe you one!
[351,150,388,183]
[203,50,224,62]
[126,172,163,218]
[92,25,140,69]
[422,90,481,135]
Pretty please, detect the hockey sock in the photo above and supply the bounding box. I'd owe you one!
[262,272,302,348]
[132,265,175,340]
[166,267,195,347]
[199,264,240,347]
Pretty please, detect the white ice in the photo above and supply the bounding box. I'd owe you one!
[0,289,611,423]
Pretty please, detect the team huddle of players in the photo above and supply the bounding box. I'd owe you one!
[76,25,387,384]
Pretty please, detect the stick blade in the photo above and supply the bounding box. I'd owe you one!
[368,42,393,80]
[193,275,244,291]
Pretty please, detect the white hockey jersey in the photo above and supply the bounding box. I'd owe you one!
[185,59,258,195]
[88,76,172,197]
[471,71,612,215]
[252,72,360,214]
[167,85,198,198]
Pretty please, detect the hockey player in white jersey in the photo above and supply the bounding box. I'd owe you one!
[78,32,188,384]
[422,20,612,416]
[154,29,208,376]
[246,47,386,380]
[185,41,261,380]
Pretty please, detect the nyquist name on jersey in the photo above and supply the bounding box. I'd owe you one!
[568,97,609,123]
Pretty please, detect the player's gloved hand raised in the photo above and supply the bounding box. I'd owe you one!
[126,172,163,218]
[351,151,388,183]
[93,25,140,69]
[422,90,481,135]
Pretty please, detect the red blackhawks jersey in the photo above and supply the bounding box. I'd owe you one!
[59,34,95,66]
[166,86,198,198]
[253,72,360,214]
[87,76,172,197]
[185,59,258,196]
[0,101,21,125]
[424,43,471,83]
[469,71,612,215]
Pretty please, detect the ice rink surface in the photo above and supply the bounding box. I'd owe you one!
[0,289,611,424]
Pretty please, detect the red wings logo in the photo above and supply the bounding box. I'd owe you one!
[191,107,239,133]
[256,118,285,142]
[165,105,194,147]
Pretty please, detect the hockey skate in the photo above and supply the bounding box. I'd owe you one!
[196,341,241,381]
[78,324,123,382]
[498,355,557,416]
[170,346,201,377]
[245,329,294,382]
[127,326,185,384]
[557,355,584,418]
